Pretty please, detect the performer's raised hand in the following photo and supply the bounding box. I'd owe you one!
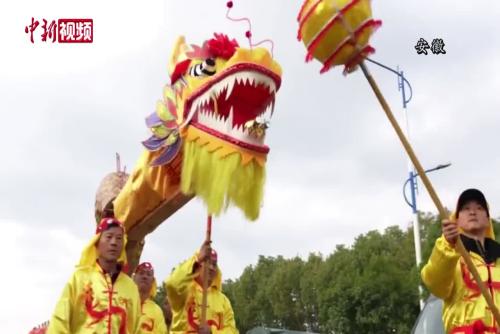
[442,219,460,245]
[198,240,212,263]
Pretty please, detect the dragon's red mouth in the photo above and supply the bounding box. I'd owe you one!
[183,64,281,150]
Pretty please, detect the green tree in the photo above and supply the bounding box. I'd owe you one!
[224,226,422,333]
[223,256,282,332]
[267,257,305,330]
[320,227,420,333]
[299,253,323,332]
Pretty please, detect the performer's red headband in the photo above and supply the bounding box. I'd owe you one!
[135,262,154,273]
[96,217,124,234]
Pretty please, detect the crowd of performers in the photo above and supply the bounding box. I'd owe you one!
[30,187,500,334]
[31,216,237,334]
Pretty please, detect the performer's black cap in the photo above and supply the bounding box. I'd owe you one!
[455,188,489,218]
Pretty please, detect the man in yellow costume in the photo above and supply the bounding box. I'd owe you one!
[422,189,500,333]
[47,218,142,334]
[165,241,238,334]
[133,262,168,334]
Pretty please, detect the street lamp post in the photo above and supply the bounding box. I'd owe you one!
[403,163,451,309]
[365,58,448,310]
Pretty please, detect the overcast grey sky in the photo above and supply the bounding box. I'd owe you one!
[1,0,500,332]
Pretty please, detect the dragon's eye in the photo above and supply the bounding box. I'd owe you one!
[189,58,216,77]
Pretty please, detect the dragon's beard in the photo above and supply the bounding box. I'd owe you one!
[181,140,265,221]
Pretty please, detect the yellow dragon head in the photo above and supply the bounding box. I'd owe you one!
[142,33,282,220]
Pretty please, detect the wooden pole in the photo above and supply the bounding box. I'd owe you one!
[200,215,213,327]
[359,60,500,324]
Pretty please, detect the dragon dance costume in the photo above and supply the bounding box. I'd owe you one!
[135,262,168,334]
[165,252,238,334]
[46,218,142,334]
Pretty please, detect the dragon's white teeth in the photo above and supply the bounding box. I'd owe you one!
[196,108,264,146]
[185,69,277,140]
[225,78,235,100]
[197,97,206,110]
[255,75,264,85]
[202,93,210,106]
[199,70,277,102]
[265,103,272,120]
[270,85,276,94]
[257,101,272,122]
[227,107,234,131]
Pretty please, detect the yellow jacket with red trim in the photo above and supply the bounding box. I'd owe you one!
[165,254,238,334]
[137,298,168,334]
[46,263,142,334]
[421,235,500,333]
